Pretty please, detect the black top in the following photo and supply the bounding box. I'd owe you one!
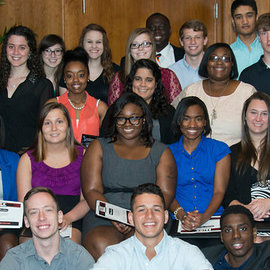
[60,63,119,104]
[0,73,54,153]
[239,56,270,95]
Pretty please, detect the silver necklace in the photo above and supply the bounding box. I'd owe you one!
[68,93,87,110]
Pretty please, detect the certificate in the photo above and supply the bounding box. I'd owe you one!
[0,200,24,228]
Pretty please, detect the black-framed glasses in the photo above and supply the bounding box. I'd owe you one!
[208,55,232,63]
[130,41,152,50]
[116,115,144,126]
[44,48,63,56]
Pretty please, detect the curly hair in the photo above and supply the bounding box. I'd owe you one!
[0,25,45,92]
[125,59,168,119]
[79,23,115,83]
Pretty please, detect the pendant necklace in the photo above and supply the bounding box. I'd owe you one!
[207,80,230,125]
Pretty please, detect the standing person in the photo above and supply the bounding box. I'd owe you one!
[145,13,184,68]
[230,0,263,76]
[172,43,256,146]
[17,102,89,244]
[169,97,230,232]
[48,47,107,145]
[59,24,119,104]
[39,34,65,96]
[92,183,213,270]
[108,28,181,105]
[0,25,54,153]
[169,20,208,89]
[224,92,270,222]
[81,92,176,260]
[240,13,270,95]
[0,187,94,270]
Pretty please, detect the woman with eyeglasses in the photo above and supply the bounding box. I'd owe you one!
[39,34,65,96]
[172,43,256,146]
[107,28,181,106]
[59,24,119,104]
[81,92,176,260]
[0,26,54,153]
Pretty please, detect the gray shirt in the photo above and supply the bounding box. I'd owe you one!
[0,236,94,270]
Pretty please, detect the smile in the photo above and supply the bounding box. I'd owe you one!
[232,243,243,250]
[38,225,50,230]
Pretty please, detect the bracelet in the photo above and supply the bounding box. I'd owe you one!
[174,206,183,220]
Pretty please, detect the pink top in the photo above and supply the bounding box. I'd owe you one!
[107,68,182,106]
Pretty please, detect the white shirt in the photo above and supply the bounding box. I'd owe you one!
[156,43,176,68]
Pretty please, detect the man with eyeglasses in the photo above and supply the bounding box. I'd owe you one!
[146,13,184,68]
[239,13,270,95]
[230,0,263,76]
[169,20,208,89]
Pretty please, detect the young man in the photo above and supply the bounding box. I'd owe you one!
[204,205,270,270]
[0,187,94,270]
[169,20,208,89]
[92,183,213,270]
[240,13,270,95]
[146,13,184,68]
[230,0,263,76]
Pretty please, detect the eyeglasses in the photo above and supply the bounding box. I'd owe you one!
[44,48,63,56]
[130,41,152,50]
[116,116,144,126]
[208,55,232,63]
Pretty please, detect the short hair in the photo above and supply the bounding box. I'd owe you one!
[130,183,165,211]
[125,59,169,119]
[231,0,258,17]
[172,96,211,140]
[30,102,79,162]
[199,42,238,79]
[100,92,154,147]
[24,187,60,215]
[146,12,171,29]
[179,20,208,40]
[220,205,255,229]
[63,47,89,74]
[257,13,270,32]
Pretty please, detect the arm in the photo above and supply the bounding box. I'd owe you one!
[97,100,108,124]
[16,153,33,202]
[38,79,54,107]
[155,147,177,209]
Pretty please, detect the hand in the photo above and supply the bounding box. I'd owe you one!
[59,213,73,232]
[181,211,203,231]
[112,221,132,235]
[248,199,270,221]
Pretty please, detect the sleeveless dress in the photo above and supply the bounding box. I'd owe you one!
[82,138,167,237]
[27,145,84,230]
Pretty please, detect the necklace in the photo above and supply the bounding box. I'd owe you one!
[68,93,87,110]
[207,80,230,125]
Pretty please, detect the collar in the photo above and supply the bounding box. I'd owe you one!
[178,135,206,157]
[236,35,260,49]
[183,55,200,71]
[157,43,172,57]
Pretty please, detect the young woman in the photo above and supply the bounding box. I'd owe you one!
[108,28,181,105]
[59,24,119,104]
[17,102,89,244]
[81,92,176,260]
[48,47,107,145]
[125,59,176,144]
[0,26,54,153]
[169,96,230,231]
[224,92,270,222]
[39,34,65,96]
[172,43,256,146]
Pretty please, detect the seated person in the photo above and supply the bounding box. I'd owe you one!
[239,13,270,95]
[92,183,213,270]
[169,97,231,231]
[203,205,270,270]
[0,187,94,270]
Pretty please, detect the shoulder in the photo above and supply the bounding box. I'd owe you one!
[0,149,20,164]
[112,62,120,72]
[236,81,256,94]
[202,137,231,160]
[152,140,168,153]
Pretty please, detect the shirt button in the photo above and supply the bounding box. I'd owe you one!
[191,167,194,170]
[194,206,197,209]
[191,178,194,181]
[194,185,196,188]
[194,196,196,199]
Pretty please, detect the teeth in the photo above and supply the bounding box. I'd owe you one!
[144,222,155,226]
[123,128,134,133]
[232,243,243,249]
[38,225,49,229]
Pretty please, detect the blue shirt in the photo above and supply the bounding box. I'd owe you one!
[169,55,204,89]
[231,36,263,78]
[169,135,231,216]
[92,230,213,270]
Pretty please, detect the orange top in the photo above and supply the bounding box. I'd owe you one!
[57,92,100,142]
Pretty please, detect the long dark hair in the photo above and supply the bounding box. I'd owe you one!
[236,92,270,184]
[100,92,154,147]
[125,59,169,119]
[0,25,45,92]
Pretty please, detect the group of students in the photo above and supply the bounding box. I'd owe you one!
[0,0,270,269]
